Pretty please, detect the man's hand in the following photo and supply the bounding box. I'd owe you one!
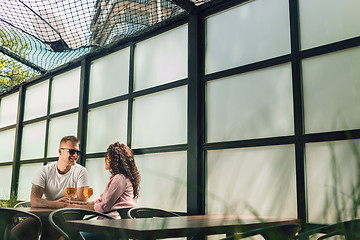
[53,198,68,208]
[57,197,70,202]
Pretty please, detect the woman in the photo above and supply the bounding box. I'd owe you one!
[67,142,140,218]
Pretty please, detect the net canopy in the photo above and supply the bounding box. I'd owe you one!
[0,0,210,91]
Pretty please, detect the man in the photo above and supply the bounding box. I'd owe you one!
[31,135,89,208]
[12,136,89,240]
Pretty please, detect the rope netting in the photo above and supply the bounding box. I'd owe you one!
[0,0,210,89]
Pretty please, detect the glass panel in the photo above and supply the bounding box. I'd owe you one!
[0,128,16,163]
[17,163,44,201]
[134,25,188,91]
[24,80,49,121]
[20,121,46,160]
[299,0,360,50]
[85,158,111,201]
[50,67,80,114]
[303,47,360,133]
[47,113,78,157]
[207,145,297,218]
[89,48,130,104]
[205,0,290,74]
[0,92,19,127]
[87,101,128,153]
[132,87,187,148]
[206,64,294,143]
[0,166,12,200]
[306,140,360,224]
[135,152,187,212]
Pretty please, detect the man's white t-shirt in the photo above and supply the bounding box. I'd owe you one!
[32,162,89,201]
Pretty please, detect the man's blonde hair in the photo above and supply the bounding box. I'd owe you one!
[60,135,80,147]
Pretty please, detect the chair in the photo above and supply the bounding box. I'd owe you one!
[0,207,42,240]
[127,207,191,240]
[127,207,180,219]
[296,219,360,240]
[48,208,116,240]
[220,223,301,240]
[14,201,31,208]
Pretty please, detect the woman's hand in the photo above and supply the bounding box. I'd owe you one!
[68,200,86,205]
[65,203,79,208]
[65,201,94,210]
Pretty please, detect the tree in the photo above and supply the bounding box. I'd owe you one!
[0,29,37,90]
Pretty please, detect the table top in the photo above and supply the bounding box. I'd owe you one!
[67,214,301,239]
[17,207,57,217]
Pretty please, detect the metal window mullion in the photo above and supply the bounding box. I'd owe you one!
[127,44,135,148]
[11,85,25,198]
[187,13,205,215]
[43,77,53,164]
[289,0,307,223]
[78,59,90,166]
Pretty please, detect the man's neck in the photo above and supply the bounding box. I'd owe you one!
[57,161,71,174]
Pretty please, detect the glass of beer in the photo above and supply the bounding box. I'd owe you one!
[83,187,93,199]
[65,187,76,204]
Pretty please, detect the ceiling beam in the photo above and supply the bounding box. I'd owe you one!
[0,46,46,74]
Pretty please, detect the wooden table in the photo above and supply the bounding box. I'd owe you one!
[19,207,56,216]
[67,214,301,239]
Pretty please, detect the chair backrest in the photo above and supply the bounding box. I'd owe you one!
[127,207,180,219]
[258,223,301,240]
[221,223,301,240]
[49,208,115,240]
[101,207,133,219]
[296,219,360,240]
[14,201,31,208]
[0,207,42,240]
[317,219,360,240]
[341,219,360,240]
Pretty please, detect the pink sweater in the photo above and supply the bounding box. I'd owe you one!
[94,174,135,219]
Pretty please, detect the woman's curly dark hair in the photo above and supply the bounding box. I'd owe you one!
[107,142,140,198]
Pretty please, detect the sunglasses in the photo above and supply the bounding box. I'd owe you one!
[61,148,81,156]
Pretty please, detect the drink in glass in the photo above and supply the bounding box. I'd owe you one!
[84,187,93,198]
[65,187,76,203]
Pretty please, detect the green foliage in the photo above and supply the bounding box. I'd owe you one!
[0,192,19,208]
[0,29,37,89]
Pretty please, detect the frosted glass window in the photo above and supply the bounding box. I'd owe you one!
[89,48,130,104]
[0,166,12,200]
[132,87,187,148]
[135,152,187,211]
[87,101,128,153]
[20,121,46,160]
[0,92,19,127]
[303,47,360,133]
[17,163,44,201]
[47,113,78,157]
[50,68,80,114]
[0,128,16,163]
[24,80,49,121]
[134,25,188,91]
[205,0,290,74]
[299,0,360,50]
[206,64,293,143]
[85,158,111,201]
[306,140,360,224]
[207,145,297,218]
